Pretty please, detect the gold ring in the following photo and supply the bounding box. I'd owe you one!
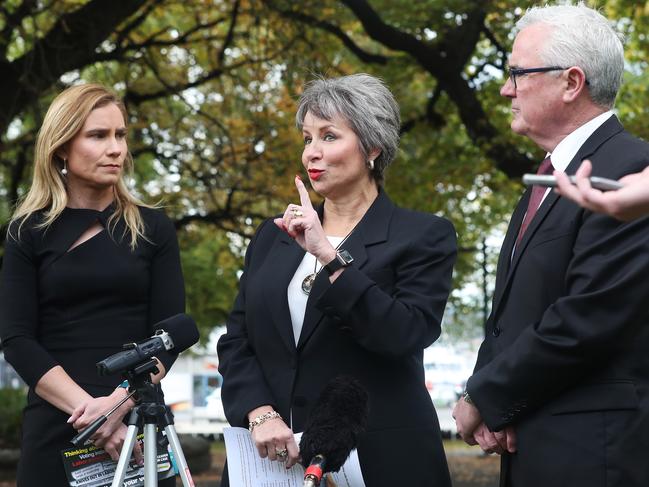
[290,208,304,217]
[276,448,288,459]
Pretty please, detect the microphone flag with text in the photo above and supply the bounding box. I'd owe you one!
[299,375,369,487]
[96,313,199,376]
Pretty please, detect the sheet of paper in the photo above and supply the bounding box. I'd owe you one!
[223,427,366,487]
[324,447,365,487]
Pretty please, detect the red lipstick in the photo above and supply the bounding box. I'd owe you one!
[308,169,324,180]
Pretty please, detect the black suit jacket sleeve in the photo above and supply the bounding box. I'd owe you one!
[217,219,278,427]
[468,166,649,431]
[315,217,456,357]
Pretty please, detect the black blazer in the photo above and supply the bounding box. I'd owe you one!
[467,116,649,487]
[218,190,457,486]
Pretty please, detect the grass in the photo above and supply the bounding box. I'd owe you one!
[443,438,486,453]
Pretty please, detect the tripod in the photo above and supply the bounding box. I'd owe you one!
[110,359,194,487]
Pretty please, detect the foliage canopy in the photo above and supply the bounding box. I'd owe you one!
[2,0,649,339]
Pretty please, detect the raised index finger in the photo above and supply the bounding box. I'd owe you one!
[295,175,314,210]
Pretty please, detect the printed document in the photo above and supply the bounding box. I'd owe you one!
[223,427,366,487]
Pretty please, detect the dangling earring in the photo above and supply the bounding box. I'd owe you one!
[368,159,375,170]
[61,159,68,176]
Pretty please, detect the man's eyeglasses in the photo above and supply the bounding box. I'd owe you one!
[507,66,567,90]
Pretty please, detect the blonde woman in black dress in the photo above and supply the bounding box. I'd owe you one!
[0,84,185,486]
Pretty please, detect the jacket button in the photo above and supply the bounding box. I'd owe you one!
[290,357,298,369]
[492,326,501,337]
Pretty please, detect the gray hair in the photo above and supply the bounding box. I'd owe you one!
[296,73,401,184]
[516,2,624,108]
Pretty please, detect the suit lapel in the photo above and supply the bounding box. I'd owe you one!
[516,115,624,263]
[564,115,624,174]
[261,231,305,352]
[296,190,392,350]
[492,115,625,319]
[508,190,562,274]
[491,190,530,312]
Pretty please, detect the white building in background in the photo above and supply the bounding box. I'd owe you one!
[0,351,24,389]
[161,350,227,437]
[424,343,478,435]
[423,344,475,408]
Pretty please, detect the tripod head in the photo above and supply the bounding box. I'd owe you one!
[123,358,160,405]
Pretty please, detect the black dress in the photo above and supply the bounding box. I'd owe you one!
[0,205,185,487]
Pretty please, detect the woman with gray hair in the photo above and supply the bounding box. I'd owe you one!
[218,73,457,486]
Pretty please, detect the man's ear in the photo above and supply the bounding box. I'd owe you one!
[563,66,588,103]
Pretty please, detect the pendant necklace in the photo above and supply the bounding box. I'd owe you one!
[301,225,357,295]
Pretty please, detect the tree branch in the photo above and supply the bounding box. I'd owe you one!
[401,86,444,134]
[263,0,389,64]
[0,0,148,134]
[0,0,39,60]
[482,25,508,70]
[218,0,240,66]
[173,207,265,238]
[337,0,533,177]
[114,0,163,48]
[123,47,291,106]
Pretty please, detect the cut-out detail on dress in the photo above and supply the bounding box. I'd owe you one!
[66,220,105,252]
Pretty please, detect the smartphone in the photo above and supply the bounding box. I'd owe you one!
[522,174,623,191]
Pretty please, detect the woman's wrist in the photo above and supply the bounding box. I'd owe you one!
[247,405,281,432]
[112,385,136,412]
[247,405,274,421]
[248,411,282,432]
[315,244,338,266]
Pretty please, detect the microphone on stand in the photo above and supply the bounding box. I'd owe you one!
[299,376,369,487]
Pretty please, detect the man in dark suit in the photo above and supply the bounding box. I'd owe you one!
[454,4,649,487]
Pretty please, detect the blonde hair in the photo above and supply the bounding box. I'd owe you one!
[10,83,152,249]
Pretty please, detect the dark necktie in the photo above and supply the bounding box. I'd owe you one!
[515,157,554,248]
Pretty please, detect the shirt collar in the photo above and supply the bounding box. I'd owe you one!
[549,110,614,172]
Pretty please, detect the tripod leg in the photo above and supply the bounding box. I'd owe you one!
[144,423,159,487]
[111,424,139,487]
[164,425,194,487]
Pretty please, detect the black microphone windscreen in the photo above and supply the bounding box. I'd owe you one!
[299,375,369,473]
[154,313,199,352]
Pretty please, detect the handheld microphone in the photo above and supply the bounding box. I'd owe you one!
[96,313,199,376]
[299,376,369,487]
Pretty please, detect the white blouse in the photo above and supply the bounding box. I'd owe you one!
[287,236,344,345]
